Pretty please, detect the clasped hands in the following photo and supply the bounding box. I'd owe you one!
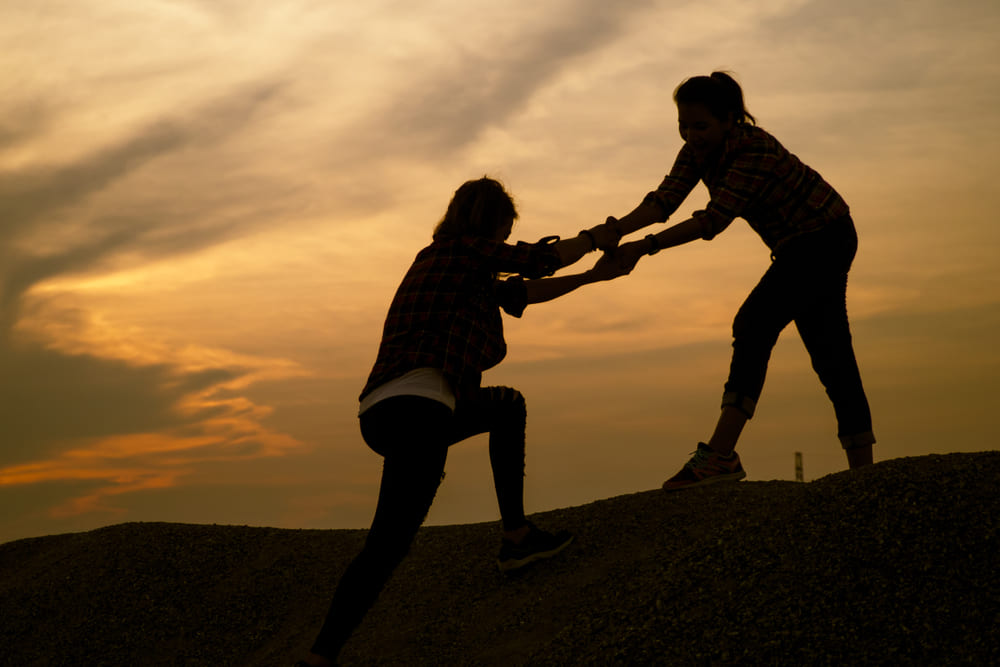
[581,216,647,281]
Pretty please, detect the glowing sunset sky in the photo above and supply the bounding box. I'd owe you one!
[2,0,998,544]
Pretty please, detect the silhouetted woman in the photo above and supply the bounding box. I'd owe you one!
[298,177,625,666]
[610,72,875,490]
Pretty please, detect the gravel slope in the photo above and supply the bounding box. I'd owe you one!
[2,451,998,666]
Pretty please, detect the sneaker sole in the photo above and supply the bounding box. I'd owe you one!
[662,470,747,492]
[497,535,574,573]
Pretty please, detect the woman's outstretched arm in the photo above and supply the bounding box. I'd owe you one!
[613,216,705,267]
[522,250,639,305]
[548,220,622,270]
[611,201,664,237]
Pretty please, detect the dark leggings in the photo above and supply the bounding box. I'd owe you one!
[722,217,874,448]
[310,386,528,660]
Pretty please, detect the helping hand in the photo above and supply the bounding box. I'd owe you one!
[613,240,647,273]
[589,244,643,281]
[583,217,622,252]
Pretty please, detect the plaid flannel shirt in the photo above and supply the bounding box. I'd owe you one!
[360,235,561,402]
[644,124,850,250]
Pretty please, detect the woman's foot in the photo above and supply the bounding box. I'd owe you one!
[497,522,574,572]
[662,442,746,491]
[503,523,532,544]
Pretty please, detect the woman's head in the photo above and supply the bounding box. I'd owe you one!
[673,72,755,161]
[434,177,518,241]
[673,71,756,126]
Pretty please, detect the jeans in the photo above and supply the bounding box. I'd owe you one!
[310,385,528,660]
[722,217,875,449]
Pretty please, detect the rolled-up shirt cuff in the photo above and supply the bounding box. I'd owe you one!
[497,276,528,317]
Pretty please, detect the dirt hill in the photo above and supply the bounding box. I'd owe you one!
[2,451,998,666]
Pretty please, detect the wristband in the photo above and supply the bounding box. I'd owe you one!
[645,233,660,255]
[579,229,597,251]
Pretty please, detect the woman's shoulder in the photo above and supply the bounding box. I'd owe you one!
[417,236,508,270]
[420,236,486,257]
[409,238,473,271]
[726,124,791,165]
[736,123,782,148]
[423,234,553,273]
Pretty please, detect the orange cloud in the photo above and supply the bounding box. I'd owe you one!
[1,298,308,519]
[0,415,303,518]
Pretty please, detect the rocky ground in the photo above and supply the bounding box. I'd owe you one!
[2,451,998,666]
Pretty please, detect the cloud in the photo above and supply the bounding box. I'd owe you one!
[1,123,184,236]
[0,307,307,518]
[0,339,213,463]
[1,0,996,547]
[0,77,309,519]
[755,0,1000,92]
[0,81,289,326]
[335,1,657,160]
[283,0,665,225]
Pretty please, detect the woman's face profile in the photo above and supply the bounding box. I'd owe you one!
[677,103,733,161]
[495,216,514,242]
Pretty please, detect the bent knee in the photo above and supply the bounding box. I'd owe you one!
[491,385,526,411]
[732,306,761,341]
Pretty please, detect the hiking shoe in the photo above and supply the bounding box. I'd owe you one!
[662,442,746,491]
[497,522,574,572]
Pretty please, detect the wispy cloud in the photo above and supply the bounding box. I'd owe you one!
[367,2,655,156]
[0,83,290,342]
[0,311,307,517]
[0,69,306,520]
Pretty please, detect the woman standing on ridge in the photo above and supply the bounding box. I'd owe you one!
[609,72,875,490]
[297,177,629,666]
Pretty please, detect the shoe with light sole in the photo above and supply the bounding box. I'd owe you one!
[497,522,574,572]
[663,442,746,491]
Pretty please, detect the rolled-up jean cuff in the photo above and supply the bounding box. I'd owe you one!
[721,391,756,419]
[839,431,876,450]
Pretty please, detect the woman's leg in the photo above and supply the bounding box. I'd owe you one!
[671,219,874,492]
[707,406,750,456]
[450,386,574,570]
[661,260,792,492]
[846,446,874,468]
[308,397,451,663]
[715,261,798,452]
[450,386,528,533]
[792,222,875,467]
[795,302,875,466]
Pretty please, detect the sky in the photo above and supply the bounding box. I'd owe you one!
[2,0,999,545]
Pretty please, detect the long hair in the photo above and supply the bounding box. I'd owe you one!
[433,177,518,241]
[674,71,756,126]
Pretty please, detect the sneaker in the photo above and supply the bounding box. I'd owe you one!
[662,442,746,491]
[497,522,574,572]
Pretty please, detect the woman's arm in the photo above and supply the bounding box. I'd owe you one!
[643,216,704,252]
[614,216,705,267]
[612,201,665,237]
[523,272,597,305]
[523,250,639,305]
[549,220,621,269]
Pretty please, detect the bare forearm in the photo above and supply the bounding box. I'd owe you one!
[552,233,596,269]
[614,202,665,236]
[551,220,621,268]
[523,271,597,305]
[639,217,703,253]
